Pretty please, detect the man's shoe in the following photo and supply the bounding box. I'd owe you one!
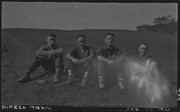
[53,78,60,83]
[118,82,125,89]
[64,75,73,85]
[99,76,105,89]
[44,70,53,76]
[118,77,125,89]
[17,74,31,83]
[81,77,87,88]
[99,82,105,89]
[53,72,60,83]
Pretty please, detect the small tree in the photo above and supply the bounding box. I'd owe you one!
[153,15,176,25]
[137,15,177,35]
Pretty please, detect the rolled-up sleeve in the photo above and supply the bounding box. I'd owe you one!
[51,48,63,57]
[68,47,76,57]
[116,49,121,56]
[89,48,96,57]
[36,45,49,58]
[96,47,104,57]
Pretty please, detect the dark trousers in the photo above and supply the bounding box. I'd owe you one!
[97,61,123,86]
[66,59,92,78]
[27,56,64,75]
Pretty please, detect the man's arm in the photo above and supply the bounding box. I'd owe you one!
[66,53,79,64]
[80,48,95,62]
[97,55,114,65]
[36,46,51,58]
[66,47,81,64]
[66,53,77,61]
[116,50,121,56]
[149,55,163,70]
[96,47,114,65]
[51,48,63,57]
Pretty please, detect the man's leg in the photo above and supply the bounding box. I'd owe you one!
[97,61,108,89]
[80,60,93,87]
[17,57,42,83]
[41,58,55,75]
[64,59,76,84]
[53,55,64,83]
[117,74,125,89]
[112,61,125,89]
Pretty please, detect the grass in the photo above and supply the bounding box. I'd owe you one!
[1,28,177,107]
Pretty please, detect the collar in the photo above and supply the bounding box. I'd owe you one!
[104,44,114,49]
[77,45,87,50]
[47,44,56,49]
[138,53,149,58]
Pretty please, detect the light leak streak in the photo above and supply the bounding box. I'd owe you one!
[127,59,169,104]
[110,56,171,107]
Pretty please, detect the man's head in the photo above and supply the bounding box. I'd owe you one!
[47,33,56,47]
[77,34,86,48]
[104,33,114,47]
[138,42,148,57]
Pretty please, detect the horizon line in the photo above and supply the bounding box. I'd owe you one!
[2,27,137,31]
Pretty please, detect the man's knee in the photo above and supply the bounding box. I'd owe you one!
[67,59,72,64]
[83,59,92,68]
[28,56,45,73]
[55,57,64,69]
[35,56,44,62]
[97,61,108,76]
[98,61,108,69]
[66,59,76,72]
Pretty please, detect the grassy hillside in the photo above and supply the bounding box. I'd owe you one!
[1,28,177,107]
[2,28,177,58]
[2,28,177,79]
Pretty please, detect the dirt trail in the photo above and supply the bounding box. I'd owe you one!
[1,35,40,105]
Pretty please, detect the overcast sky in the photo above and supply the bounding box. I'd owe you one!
[2,2,177,30]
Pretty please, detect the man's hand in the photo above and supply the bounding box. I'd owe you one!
[107,60,114,65]
[72,58,80,64]
[115,56,125,63]
[47,52,54,59]
[51,48,63,57]
[55,48,63,54]
[79,58,87,63]
[36,50,53,59]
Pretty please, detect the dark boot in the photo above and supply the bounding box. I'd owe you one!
[53,68,60,83]
[64,75,73,85]
[17,74,31,83]
[98,76,105,89]
[81,72,88,88]
[118,77,125,89]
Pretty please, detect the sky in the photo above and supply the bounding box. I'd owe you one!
[2,2,178,30]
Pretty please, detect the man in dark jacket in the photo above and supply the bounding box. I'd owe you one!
[17,33,64,83]
[64,34,95,87]
[97,33,125,89]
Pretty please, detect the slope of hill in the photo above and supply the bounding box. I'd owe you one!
[1,28,177,108]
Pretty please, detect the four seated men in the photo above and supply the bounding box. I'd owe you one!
[17,33,157,90]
